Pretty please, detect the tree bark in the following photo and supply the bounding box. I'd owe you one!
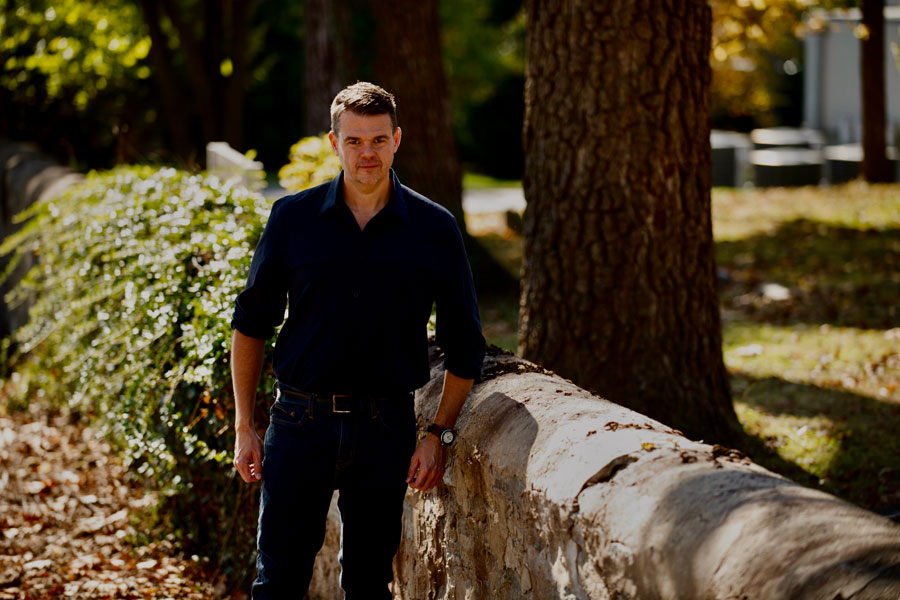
[520,0,738,443]
[370,0,465,227]
[139,0,196,163]
[861,0,891,183]
[224,0,256,149]
[303,0,342,136]
[142,0,255,162]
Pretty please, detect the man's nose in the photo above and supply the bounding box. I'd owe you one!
[360,142,376,156]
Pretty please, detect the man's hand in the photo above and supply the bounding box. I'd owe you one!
[234,426,264,483]
[406,435,446,491]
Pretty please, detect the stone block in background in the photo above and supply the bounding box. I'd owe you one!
[824,144,900,183]
[751,148,824,187]
[711,130,752,188]
[750,127,825,150]
[206,142,265,191]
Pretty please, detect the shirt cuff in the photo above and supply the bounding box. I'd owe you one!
[230,315,274,340]
[443,353,484,380]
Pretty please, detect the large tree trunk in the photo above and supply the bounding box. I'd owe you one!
[861,0,891,183]
[370,0,465,227]
[520,0,738,443]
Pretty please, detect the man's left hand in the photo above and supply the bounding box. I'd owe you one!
[406,434,446,491]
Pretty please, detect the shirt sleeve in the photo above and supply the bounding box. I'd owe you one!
[231,200,288,340]
[434,218,486,379]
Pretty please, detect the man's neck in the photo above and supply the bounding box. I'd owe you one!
[342,174,392,215]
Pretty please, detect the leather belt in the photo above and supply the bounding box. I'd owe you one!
[273,382,410,418]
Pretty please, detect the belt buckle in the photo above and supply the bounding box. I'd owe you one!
[332,394,352,414]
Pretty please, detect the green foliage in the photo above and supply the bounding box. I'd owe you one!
[0,0,151,110]
[1,166,276,582]
[277,134,341,192]
[440,0,526,178]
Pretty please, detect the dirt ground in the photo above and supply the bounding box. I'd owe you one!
[0,409,225,599]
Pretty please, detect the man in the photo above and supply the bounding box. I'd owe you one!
[230,82,486,599]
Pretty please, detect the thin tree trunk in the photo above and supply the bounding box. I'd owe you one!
[139,0,195,163]
[861,0,891,183]
[224,0,256,149]
[159,0,217,144]
[303,0,342,136]
[520,0,738,443]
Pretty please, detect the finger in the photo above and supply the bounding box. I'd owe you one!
[406,455,421,483]
[234,457,251,483]
[250,449,262,481]
[411,466,431,490]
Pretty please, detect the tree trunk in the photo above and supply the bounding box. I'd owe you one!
[370,0,465,227]
[140,0,195,163]
[861,0,891,183]
[303,0,342,136]
[520,0,738,443]
[224,0,256,150]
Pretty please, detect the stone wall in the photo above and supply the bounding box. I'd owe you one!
[0,140,82,337]
[308,346,900,600]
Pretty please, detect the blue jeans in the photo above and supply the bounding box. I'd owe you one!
[251,392,417,600]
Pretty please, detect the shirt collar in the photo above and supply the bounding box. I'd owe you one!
[319,169,409,223]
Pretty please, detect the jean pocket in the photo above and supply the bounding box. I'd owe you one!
[269,400,309,428]
[375,406,416,441]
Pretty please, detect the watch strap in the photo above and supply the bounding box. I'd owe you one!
[427,423,455,445]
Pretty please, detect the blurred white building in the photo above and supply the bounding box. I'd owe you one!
[804,6,900,145]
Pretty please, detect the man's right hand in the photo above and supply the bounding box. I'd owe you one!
[234,426,264,482]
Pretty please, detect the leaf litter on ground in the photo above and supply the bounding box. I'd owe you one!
[0,408,225,600]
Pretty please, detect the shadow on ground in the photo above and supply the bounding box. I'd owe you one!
[716,220,900,329]
[732,373,900,514]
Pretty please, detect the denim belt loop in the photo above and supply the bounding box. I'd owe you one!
[370,397,377,419]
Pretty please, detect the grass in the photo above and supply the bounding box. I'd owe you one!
[462,171,523,189]
[474,182,900,512]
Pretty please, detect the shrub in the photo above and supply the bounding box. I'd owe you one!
[277,134,341,192]
[1,165,277,585]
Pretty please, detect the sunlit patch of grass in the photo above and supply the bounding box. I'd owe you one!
[462,172,522,189]
[723,323,900,401]
[735,400,841,477]
[731,373,900,509]
[712,182,900,242]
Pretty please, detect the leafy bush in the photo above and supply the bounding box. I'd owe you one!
[277,134,341,192]
[1,165,277,585]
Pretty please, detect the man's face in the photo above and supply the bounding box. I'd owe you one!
[329,112,402,192]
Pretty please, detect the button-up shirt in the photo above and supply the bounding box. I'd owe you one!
[231,170,486,395]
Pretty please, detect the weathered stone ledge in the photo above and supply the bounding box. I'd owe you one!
[0,140,82,337]
[309,344,900,599]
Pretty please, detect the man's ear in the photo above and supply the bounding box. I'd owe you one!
[393,127,402,152]
[328,130,339,156]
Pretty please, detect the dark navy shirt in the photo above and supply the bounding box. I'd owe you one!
[231,170,486,395]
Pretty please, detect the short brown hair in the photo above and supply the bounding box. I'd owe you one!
[330,82,398,134]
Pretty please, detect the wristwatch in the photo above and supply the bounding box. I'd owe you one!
[427,423,456,446]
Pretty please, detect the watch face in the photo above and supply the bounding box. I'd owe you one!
[440,429,455,445]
